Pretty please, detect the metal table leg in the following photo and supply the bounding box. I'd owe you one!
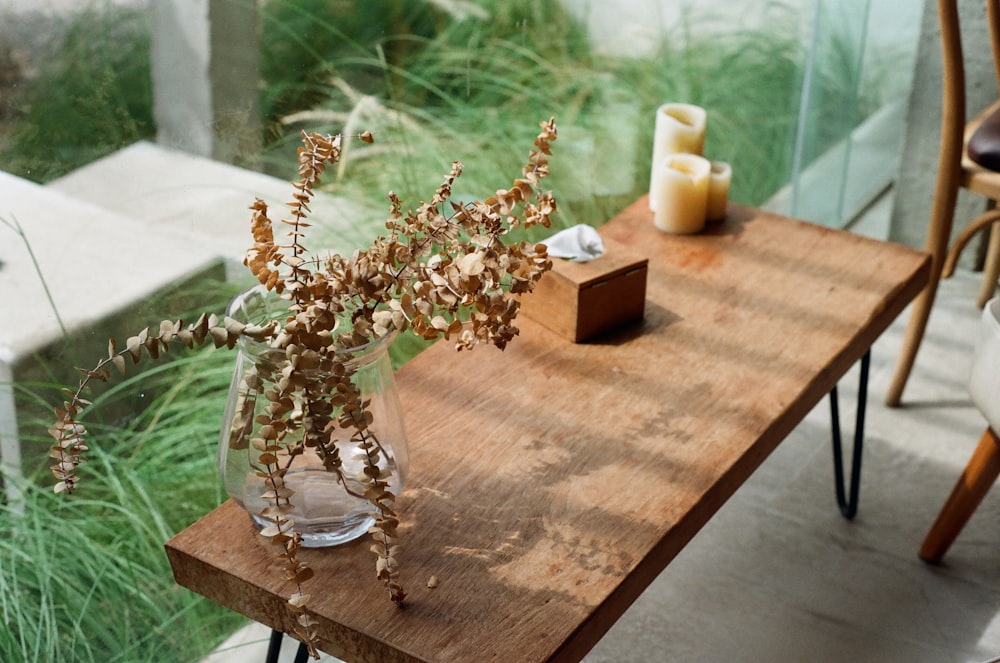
[829,349,870,520]
[266,630,310,663]
[265,630,283,663]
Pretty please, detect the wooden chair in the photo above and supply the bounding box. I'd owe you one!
[920,297,1000,564]
[887,0,1000,406]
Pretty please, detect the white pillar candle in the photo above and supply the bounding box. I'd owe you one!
[652,153,711,235]
[706,161,732,222]
[649,103,707,211]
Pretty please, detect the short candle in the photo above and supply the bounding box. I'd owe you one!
[652,153,711,235]
[706,161,732,222]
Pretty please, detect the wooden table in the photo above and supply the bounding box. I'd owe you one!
[166,199,930,663]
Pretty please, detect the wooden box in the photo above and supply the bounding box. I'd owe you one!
[520,238,648,342]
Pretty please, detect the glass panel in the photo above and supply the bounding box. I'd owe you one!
[784,0,922,228]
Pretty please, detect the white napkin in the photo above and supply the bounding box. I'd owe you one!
[542,224,604,262]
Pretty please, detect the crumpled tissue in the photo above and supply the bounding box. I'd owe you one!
[541,224,604,263]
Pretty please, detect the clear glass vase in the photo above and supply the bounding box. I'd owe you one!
[218,286,409,547]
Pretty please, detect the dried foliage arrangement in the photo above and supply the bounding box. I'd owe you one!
[47,118,557,657]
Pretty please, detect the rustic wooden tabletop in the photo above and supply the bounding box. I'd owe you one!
[167,199,930,663]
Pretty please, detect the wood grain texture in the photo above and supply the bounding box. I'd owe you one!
[166,199,930,663]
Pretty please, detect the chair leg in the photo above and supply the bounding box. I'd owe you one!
[919,427,1000,564]
[977,222,1000,307]
[885,187,961,406]
[885,281,942,407]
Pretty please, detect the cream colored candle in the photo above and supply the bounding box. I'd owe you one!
[649,103,707,211]
[652,153,711,235]
[706,161,732,222]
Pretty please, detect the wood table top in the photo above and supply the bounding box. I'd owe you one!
[166,199,930,663]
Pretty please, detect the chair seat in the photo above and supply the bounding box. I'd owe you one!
[968,105,1000,172]
[963,100,1000,195]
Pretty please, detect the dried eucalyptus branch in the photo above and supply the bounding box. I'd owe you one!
[48,118,558,659]
[49,314,274,494]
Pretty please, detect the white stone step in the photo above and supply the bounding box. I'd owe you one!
[1,169,223,360]
[48,140,372,267]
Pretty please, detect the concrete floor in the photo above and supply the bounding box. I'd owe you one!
[204,196,1000,662]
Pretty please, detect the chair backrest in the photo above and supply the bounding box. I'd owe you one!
[933,0,1000,237]
[939,0,1000,112]
[970,296,1000,430]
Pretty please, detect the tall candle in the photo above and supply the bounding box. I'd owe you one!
[652,153,711,235]
[649,103,707,211]
[706,161,732,222]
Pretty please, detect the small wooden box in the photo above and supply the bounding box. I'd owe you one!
[520,238,648,342]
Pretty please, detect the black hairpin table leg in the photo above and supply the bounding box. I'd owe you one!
[266,630,283,663]
[265,630,310,663]
[829,349,870,521]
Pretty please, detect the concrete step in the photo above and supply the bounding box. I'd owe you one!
[47,140,372,268]
[1,169,223,360]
